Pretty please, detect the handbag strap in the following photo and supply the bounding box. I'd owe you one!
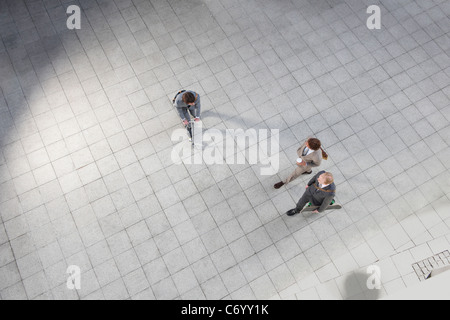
[313,183,335,193]
[173,90,186,103]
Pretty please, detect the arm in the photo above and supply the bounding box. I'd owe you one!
[309,152,322,167]
[297,143,308,166]
[177,107,187,120]
[302,150,322,167]
[194,94,201,118]
[174,99,188,121]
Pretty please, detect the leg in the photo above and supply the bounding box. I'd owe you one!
[180,108,193,139]
[186,122,193,139]
[295,193,311,212]
[284,166,306,184]
[275,166,311,189]
[286,192,311,216]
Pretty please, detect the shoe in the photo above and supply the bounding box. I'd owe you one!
[274,181,284,189]
[286,209,299,216]
[302,170,312,175]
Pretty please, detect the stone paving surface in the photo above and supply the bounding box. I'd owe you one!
[0,0,449,300]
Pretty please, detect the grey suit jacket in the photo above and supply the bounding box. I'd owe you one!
[296,142,322,169]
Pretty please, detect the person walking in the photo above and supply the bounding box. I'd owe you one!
[274,138,325,189]
[286,171,336,216]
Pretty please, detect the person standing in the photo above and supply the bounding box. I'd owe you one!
[274,138,324,189]
[173,90,201,124]
[286,171,336,215]
[173,90,201,138]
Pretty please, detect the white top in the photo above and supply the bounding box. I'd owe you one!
[304,147,314,156]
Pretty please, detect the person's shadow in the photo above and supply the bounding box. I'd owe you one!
[341,270,383,300]
[196,108,277,150]
[202,109,265,131]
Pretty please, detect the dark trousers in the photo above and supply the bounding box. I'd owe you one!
[295,193,312,212]
[295,189,322,211]
[182,107,197,138]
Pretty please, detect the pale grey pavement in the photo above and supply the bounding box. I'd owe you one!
[0,0,449,300]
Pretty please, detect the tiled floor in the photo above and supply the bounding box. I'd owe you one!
[0,0,449,300]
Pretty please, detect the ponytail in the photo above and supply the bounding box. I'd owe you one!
[320,147,328,160]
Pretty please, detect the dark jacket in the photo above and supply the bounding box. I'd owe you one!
[305,171,336,212]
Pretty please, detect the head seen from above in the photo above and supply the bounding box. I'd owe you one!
[318,172,334,186]
[182,92,196,106]
[307,138,321,151]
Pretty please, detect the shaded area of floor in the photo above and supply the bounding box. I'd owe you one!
[0,0,449,299]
